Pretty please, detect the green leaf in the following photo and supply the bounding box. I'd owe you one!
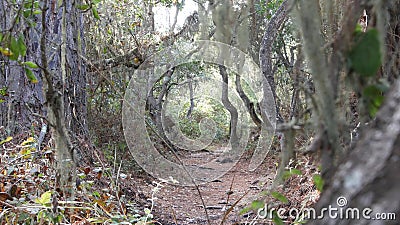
[363,85,382,98]
[271,191,288,204]
[92,191,101,198]
[272,211,284,225]
[363,85,384,117]
[18,36,27,57]
[92,7,100,20]
[33,10,41,15]
[23,1,33,9]
[23,9,32,18]
[354,24,363,33]
[290,169,302,175]
[23,61,39,68]
[349,29,382,77]
[76,4,90,10]
[313,174,324,192]
[9,37,20,60]
[144,208,151,215]
[25,68,38,84]
[239,206,251,215]
[0,87,7,96]
[283,168,302,180]
[0,47,13,56]
[92,0,102,4]
[35,191,52,205]
[0,136,13,145]
[251,200,265,210]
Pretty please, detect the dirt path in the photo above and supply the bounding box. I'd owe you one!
[133,148,310,225]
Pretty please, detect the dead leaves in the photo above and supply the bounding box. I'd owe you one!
[0,133,148,224]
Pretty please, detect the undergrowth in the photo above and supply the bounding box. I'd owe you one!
[0,134,158,225]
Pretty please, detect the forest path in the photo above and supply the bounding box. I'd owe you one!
[134,148,281,224]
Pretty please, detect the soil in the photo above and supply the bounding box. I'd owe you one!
[128,147,320,225]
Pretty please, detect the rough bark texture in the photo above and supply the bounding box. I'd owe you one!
[0,1,45,135]
[40,0,92,166]
[0,0,93,165]
[383,0,400,82]
[308,78,400,225]
[259,0,288,124]
[259,0,290,184]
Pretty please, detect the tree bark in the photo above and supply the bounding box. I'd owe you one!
[0,1,45,135]
[294,0,341,180]
[235,74,262,128]
[146,69,178,151]
[0,0,93,166]
[259,0,288,125]
[259,0,290,184]
[219,65,239,148]
[308,77,400,225]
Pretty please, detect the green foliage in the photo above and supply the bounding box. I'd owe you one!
[282,168,302,181]
[0,33,40,84]
[256,0,284,18]
[349,28,382,77]
[25,68,38,83]
[251,200,265,210]
[363,84,386,117]
[76,0,102,19]
[34,191,52,206]
[22,0,41,19]
[0,133,159,225]
[0,86,8,103]
[6,35,27,60]
[77,4,91,10]
[178,98,229,141]
[92,7,100,20]
[159,0,183,7]
[239,200,264,215]
[271,191,288,204]
[0,136,13,145]
[23,61,39,68]
[312,174,324,192]
[272,211,285,225]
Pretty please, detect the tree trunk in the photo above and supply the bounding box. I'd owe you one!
[146,69,178,151]
[259,0,288,125]
[0,1,45,135]
[308,78,400,225]
[0,0,92,166]
[259,0,290,184]
[219,65,239,148]
[235,74,262,128]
